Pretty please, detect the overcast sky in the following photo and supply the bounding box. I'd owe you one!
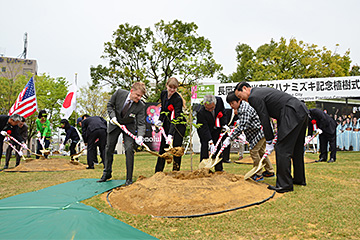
[1,0,359,88]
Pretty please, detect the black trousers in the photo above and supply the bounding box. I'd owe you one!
[70,141,79,160]
[5,141,21,166]
[200,131,225,172]
[36,137,50,159]
[319,133,336,161]
[87,129,106,168]
[275,116,308,189]
[103,127,135,181]
[155,124,186,172]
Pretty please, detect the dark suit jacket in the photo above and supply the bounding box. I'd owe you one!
[81,116,107,144]
[308,108,337,136]
[248,87,309,142]
[196,97,227,143]
[159,90,185,136]
[107,89,145,136]
[0,115,24,143]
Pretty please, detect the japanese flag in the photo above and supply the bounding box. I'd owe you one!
[60,84,77,119]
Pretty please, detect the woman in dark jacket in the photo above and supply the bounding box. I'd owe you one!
[154,77,186,172]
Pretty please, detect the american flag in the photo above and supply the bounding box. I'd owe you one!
[9,76,38,118]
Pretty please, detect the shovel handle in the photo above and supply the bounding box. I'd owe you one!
[113,121,150,152]
[244,135,278,180]
[4,140,26,161]
[304,131,320,147]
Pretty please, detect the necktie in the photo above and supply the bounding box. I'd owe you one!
[121,100,131,117]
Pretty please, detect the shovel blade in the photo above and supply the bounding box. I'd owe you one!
[199,158,212,169]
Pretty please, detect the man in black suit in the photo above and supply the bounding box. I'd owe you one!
[197,95,227,172]
[235,82,309,193]
[308,108,337,163]
[98,82,146,185]
[78,114,107,169]
[5,116,28,168]
[0,114,26,166]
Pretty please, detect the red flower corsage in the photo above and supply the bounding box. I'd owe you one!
[168,104,174,112]
[6,130,12,135]
[217,112,223,119]
[311,119,317,125]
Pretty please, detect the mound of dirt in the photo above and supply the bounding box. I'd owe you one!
[107,169,275,217]
[235,152,315,164]
[4,158,86,172]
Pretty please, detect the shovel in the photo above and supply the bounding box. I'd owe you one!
[157,125,185,157]
[4,133,45,159]
[244,129,321,180]
[199,126,235,169]
[4,139,27,162]
[38,137,51,156]
[244,136,278,180]
[111,119,173,163]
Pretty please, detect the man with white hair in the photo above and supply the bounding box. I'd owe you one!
[196,95,227,171]
[0,114,27,166]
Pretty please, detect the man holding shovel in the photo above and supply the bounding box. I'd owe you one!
[98,82,146,185]
[235,82,309,193]
[223,92,275,181]
[0,114,27,167]
[197,95,227,172]
[4,116,28,168]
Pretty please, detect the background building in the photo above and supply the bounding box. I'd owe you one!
[0,56,37,79]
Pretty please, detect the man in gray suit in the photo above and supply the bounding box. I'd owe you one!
[98,82,146,185]
[235,82,309,193]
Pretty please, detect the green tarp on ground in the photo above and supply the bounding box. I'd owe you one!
[0,179,157,240]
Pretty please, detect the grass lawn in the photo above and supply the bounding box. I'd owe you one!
[1,151,359,239]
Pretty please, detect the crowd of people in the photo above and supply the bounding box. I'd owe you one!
[334,113,360,151]
[3,79,355,193]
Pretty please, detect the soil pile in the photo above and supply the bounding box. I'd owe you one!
[236,152,315,164]
[107,169,275,217]
[4,158,86,172]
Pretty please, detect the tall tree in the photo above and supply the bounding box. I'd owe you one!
[90,20,222,102]
[77,83,110,118]
[220,37,353,83]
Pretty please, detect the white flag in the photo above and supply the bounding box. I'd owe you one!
[60,84,77,119]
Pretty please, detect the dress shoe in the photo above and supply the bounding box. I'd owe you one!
[267,185,293,193]
[3,165,8,169]
[97,173,112,183]
[327,158,336,163]
[223,159,231,163]
[315,158,327,163]
[86,166,94,169]
[124,179,133,186]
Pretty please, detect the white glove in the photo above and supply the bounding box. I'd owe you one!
[235,120,240,125]
[265,143,274,154]
[37,132,41,138]
[59,144,64,151]
[154,120,163,127]
[84,145,87,150]
[210,144,217,155]
[18,151,23,157]
[39,138,45,146]
[317,129,323,135]
[21,143,27,149]
[222,125,230,132]
[223,137,231,147]
[110,117,118,125]
[1,131,7,136]
[166,135,173,145]
[135,136,144,146]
